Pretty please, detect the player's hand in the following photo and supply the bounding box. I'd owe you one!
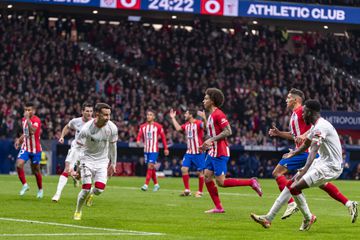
[201,139,212,151]
[14,140,20,149]
[295,134,306,145]
[108,164,116,178]
[282,148,295,159]
[197,110,206,119]
[269,124,280,137]
[164,149,169,156]
[169,109,176,119]
[58,137,64,144]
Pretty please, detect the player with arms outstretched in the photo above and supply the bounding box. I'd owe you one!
[170,108,206,197]
[73,103,118,220]
[137,110,169,192]
[52,103,93,202]
[269,88,356,220]
[201,88,262,213]
[15,102,43,198]
[251,100,358,231]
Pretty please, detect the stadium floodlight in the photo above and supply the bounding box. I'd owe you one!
[324,25,329,29]
[7,5,13,9]
[252,20,258,25]
[92,10,98,14]
[172,15,177,19]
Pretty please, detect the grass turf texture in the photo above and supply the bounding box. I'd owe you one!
[0,175,358,240]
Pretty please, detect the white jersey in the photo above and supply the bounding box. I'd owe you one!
[307,117,343,172]
[77,119,118,165]
[68,117,88,148]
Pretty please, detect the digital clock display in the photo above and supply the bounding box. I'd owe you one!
[148,0,195,13]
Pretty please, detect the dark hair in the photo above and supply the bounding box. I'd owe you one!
[82,102,93,110]
[95,103,111,113]
[187,108,197,118]
[205,88,225,107]
[24,102,34,108]
[304,99,321,112]
[289,88,305,101]
[146,109,156,115]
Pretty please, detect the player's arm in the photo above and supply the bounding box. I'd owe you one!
[26,118,38,135]
[14,134,25,149]
[295,129,311,145]
[159,127,169,156]
[197,110,207,127]
[59,124,71,144]
[76,128,87,146]
[169,109,182,132]
[269,124,294,140]
[136,128,143,146]
[296,141,321,181]
[283,138,311,159]
[201,125,232,151]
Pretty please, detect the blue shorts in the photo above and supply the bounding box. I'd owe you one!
[144,152,159,164]
[17,149,41,165]
[279,152,319,171]
[182,153,205,171]
[205,155,230,176]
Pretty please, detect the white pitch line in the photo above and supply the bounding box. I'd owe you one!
[0,233,156,237]
[0,218,164,236]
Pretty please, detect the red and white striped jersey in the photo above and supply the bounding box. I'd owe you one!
[289,106,312,149]
[207,108,230,157]
[21,116,42,153]
[181,120,204,154]
[137,122,168,153]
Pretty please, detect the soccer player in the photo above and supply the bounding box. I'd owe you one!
[73,103,118,220]
[52,103,93,202]
[251,100,358,230]
[137,110,169,192]
[14,102,43,198]
[169,108,206,197]
[269,88,357,220]
[201,88,262,213]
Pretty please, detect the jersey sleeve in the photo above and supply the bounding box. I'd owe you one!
[181,123,186,131]
[136,126,143,142]
[32,117,40,129]
[110,125,119,143]
[68,119,76,130]
[307,125,326,146]
[159,125,168,150]
[77,127,88,146]
[215,111,229,131]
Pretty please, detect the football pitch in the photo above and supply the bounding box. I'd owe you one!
[0,175,358,240]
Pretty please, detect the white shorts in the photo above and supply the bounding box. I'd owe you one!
[302,164,342,187]
[65,148,82,168]
[79,161,108,186]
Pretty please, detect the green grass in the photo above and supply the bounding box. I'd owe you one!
[0,175,359,240]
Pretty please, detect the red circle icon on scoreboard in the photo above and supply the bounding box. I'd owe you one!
[200,0,224,15]
[117,0,141,10]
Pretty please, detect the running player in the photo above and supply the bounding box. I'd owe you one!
[251,100,358,230]
[137,110,169,192]
[73,103,118,220]
[270,88,356,219]
[201,88,262,213]
[14,102,43,198]
[52,103,93,202]
[169,108,205,197]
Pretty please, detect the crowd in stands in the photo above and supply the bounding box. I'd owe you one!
[267,0,360,7]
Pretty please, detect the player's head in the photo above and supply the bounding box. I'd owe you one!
[146,109,155,123]
[203,88,225,110]
[95,103,111,126]
[303,99,321,125]
[24,102,35,117]
[82,103,93,121]
[286,88,305,110]
[184,108,197,121]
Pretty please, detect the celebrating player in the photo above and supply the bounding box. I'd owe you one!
[73,103,118,220]
[269,88,356,220]
[251,100,358,230]
[169,108,206,197]
[137,110,169,192]
[14,102,43,198]
[201,88,262,213]
[52,103,93,202]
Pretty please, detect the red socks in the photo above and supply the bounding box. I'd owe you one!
[145,169,152,185]
[62,172,69,178]
[182,174,190,190]
[198,175,204,193]
[151,169,158,185]
[17,167,27,185]
[205,181,222,209]
[322,182,348,205]
[276,175,294,203]
[34,172,42,190]
[223,178,252,187]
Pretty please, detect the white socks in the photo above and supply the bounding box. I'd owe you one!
[76,189,90,213]
[267,187,292,221]
[55,175,68,196]
[293,193,312,220]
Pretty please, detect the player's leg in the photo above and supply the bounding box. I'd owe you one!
[142,153,154,191]
[150,153,160,191]
[86,166,108,207]
[320,182,358,223]
[52,162,71,202]
[204,156,224,213]
[215,157,262,197]
[31,152,43,199]
[194,153,205,197]
[180,154,191,196]
[16,150,29,195]
[74,163,92,220]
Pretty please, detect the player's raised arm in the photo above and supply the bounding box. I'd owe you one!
[169,109,182,132]
[268,124,294,141]
[159,126,169,156]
